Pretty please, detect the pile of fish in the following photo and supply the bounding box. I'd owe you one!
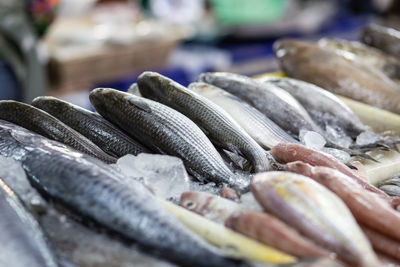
[1,23,400,267]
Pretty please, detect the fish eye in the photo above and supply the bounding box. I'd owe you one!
[182,200,196,210]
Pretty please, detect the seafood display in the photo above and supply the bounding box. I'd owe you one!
[274,39,400,114]
[3,23,400,267]
[190,82,298,149]
[250,171,379,266]
[89,88,249,191]
[137,72,269,173]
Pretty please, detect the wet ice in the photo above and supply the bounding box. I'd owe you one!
[356,131,382,146]
[299,130,326,150]
[115,153,190,202]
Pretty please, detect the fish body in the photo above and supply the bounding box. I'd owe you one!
[319,38,400,79]
[361,24,400,60]
[32,96,150,158]
[137,72,269,173]
[285,162,400,241]
[274,39,400,114]
[263,77,368,138]
[0,179,58,267]
[190,82,298,149]
[89,88,249,190]
[225,210,330,259]
[271,142,390,199]
[197,72,322,137]
[251,171,379,266]
[0,100,116,163]
[180,191,242,224]
[0,121,244,267]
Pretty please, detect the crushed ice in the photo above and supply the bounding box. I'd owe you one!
[299,130,326,150]
[356,131,382,146]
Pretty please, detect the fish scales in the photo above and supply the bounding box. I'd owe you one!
[0,120,245,267]
[32,96,150,158]
[137,72,269,173]
[0,100,116,163]
[89,88,248,189]
[197,72,322,137]
[190,82,298,149]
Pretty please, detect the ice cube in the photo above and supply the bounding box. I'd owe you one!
[356,131,382,146]
[116,153,190,202]
[325,125,352,148]
[322,147,351,163]
[300,130,326,150]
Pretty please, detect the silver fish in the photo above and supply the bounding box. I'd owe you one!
[189,82,298,150]
[32,96,150,158]
[89,88,250,191]
[264,77,399,150]
[197,72,322,137]
[0,120,246,267]
[0,100,117,163]
[137,72,269,173]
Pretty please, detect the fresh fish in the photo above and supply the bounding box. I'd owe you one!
[285,161,400,241]
[180,191,242,224]
[197,73,373,160]
[361,224,400,261]
[0,121,245,267]
[319,38,400,79]
[189,82,298,150]
[137,72,269,173]
[361,24,400,60]
[220,187,240,202]
[32,96,150,158]
[225,210,331,259]
[271,142,390,200]
[251,171,380,266]
[262,77,368,138]
[274,39,400,114]
[197,72,322,137]
[262,77,400,150]
[180,191,330,259]
[0,100,117,163]
[89,88,249,190]
[0,179,58,267]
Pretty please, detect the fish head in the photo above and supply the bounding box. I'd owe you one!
[285,161,314,177]
[89,88,124,112]
[273,39,316,60]
[180,191,214,215]
[31,96,65,113]
[137,71,178,102]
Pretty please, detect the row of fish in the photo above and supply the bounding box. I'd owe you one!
[1,29,400,265]
[180,143,400,266]
[0,121,249,267]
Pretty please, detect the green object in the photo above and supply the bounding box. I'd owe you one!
[211,0,288,26]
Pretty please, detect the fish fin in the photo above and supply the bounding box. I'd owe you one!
[127,97,152,113]
[227,143,243,156]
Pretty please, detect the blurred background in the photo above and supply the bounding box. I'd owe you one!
[0,0,397,108]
